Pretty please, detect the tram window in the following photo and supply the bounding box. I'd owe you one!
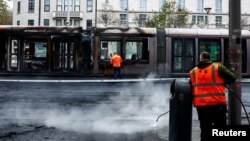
[11,40,18,54]
[172,38,195,73]
[10,55,17,68]
[100,41,121,60]
[35,43,47,58]
[199,39,221,62]
[10,40,18,68]
[224,39,247,73]
[125,42,143,60]
[173,40,182,71]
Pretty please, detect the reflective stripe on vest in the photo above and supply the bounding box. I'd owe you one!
[189,63,226,106]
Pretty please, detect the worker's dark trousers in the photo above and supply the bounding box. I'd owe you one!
[113,67,121,79]
[196,104,227,141]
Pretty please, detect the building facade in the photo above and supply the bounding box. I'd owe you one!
[13,0,95,29]
[12,0,250,29]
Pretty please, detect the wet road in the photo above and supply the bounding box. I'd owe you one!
[0,80,172,141]
[0,79,249,141]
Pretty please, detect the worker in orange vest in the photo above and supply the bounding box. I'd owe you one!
[189,52,236,141]
[110,52,122,79]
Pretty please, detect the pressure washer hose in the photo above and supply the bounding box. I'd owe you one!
[155,86,250,125]
[226,85,250,125]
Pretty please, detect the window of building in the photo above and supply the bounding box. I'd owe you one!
[178,0,185,9]
[215,16,222,28]
[86,20,92,29]
[172,38,195,73]
[74,19,80,26]
[139,14,146,27]
[120,14,127,25]
[28,0,35,13]
[139,0,147,11]
[28,20,34,26]
[105,0,109,4]
[65,0,73,11]
[192,15,196,24]
[57,0,62,11]
[17,21,20,25]
[215,0,222,13]
[120,0,128,11]
[199,39,221,62]
[56,19,62,26]
[87,0,93,12]
[75,0,80,11]
[44,19,50,26]
[197,0,203,13]
[159,0,165,9]
[193,15,207,27]
[64,19,72,26]
[17,1,21,14]
[44,0,50,12]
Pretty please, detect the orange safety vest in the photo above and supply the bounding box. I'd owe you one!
[110,54,122,68]
[189,63,226,107]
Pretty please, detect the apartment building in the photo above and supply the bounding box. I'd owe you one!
[13,0,95,29]
[12,0,250,29]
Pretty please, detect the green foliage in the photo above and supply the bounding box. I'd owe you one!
[146,0,191,28]
[0,0,12,25]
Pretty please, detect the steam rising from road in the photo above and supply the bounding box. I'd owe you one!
[1,76,170,134]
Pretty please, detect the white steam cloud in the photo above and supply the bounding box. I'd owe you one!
[1,78,170,134]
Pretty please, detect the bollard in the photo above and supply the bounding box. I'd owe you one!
[169,79,192,141]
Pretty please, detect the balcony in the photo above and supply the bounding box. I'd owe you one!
[52,11,83,18]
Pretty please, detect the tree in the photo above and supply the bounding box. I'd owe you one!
[146,0,191,28]
[0,0,12,25]
[97,4,119,27]
[241,16,250,29]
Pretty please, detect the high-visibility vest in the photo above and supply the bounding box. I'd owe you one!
[110,55,122,68]
[189,63,226,107]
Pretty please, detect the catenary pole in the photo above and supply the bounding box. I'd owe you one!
[228,0,242,125]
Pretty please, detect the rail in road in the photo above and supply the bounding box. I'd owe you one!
[0,77,250,83]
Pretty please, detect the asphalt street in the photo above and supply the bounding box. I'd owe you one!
[0,78,249,141]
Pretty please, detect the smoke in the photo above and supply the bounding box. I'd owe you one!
[1,78,170,134]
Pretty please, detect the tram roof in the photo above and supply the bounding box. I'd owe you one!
[95,27,157,36]
[0,25,83,34]
[165,28,250,37]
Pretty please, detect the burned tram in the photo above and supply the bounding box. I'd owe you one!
[0,26,91,74]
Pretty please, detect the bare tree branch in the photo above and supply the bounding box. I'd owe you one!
[97,4,118,27]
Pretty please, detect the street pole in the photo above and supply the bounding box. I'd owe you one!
[228,0,242,125]
[38,0,41,26]
[66,0,70,26]
[95,0,97,28]
[127,0,129,27]
[204,7,211,29]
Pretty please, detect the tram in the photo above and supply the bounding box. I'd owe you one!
[1,26,250,77]
[93,27,250,77]
[0,26,91,74]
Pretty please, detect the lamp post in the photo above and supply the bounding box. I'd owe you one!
[66,0,70,26]
[124,0,129,27]
[204,7,212,29]
[95,0,97,28]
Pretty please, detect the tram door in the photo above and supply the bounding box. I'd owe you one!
[53,41,75,72]
[0,36,7,70]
